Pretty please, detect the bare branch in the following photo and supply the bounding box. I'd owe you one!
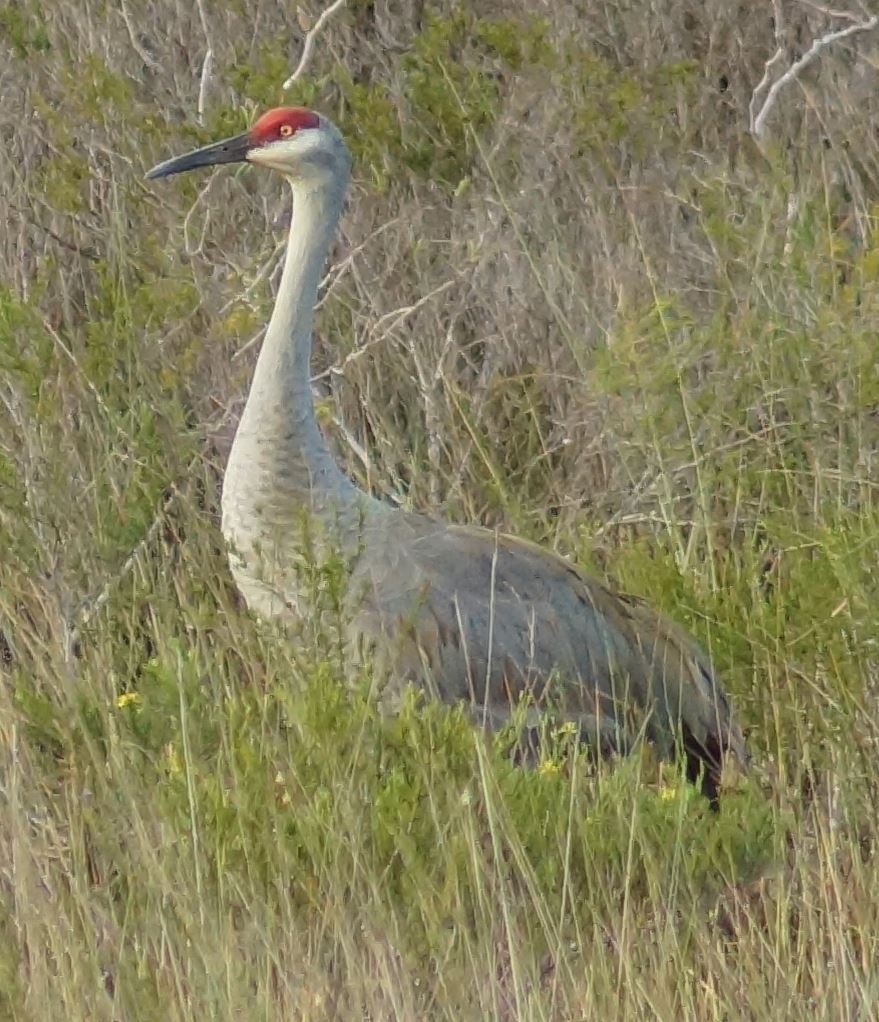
[42,318,114,425]
[194,0,214,123]
[194,0,213,46]
[283,0,347,90]
[750,12,879,140]
[197,48,213,125]
[118,0,162,72]
[748,47,786,132]
[747,0,785,148]
[310,279,457,382]
[70,481,183,654]
[8,204,99,261]
[795,0,870,23]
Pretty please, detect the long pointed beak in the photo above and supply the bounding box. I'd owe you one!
[145,131,252,180]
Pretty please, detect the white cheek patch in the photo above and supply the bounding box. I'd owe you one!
[249,138,303,165]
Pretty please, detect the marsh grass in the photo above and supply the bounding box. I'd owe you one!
[2,1,879,1018]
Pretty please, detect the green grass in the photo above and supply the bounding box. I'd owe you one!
[2,1,879,1018]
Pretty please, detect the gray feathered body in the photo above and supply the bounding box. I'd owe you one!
[344,511,747,801]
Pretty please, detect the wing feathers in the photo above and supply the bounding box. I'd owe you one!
[350,515,747,801]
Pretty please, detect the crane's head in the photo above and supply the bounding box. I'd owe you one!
[146,107,350,187]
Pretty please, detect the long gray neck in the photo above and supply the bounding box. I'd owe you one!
[223,175,381,540]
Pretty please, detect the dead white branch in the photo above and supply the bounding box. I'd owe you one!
[197,48,213,125]
[749,47,786,131]
[283,0,348,89]
[750,12,879,140]
[194,0,214,123]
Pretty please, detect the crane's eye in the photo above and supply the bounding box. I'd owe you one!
[279,124,294,138]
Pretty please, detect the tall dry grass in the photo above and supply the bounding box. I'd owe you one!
[2,1,879,1018]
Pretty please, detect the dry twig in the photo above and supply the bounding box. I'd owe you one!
[283,0,348,89]
[192,0,215,124]
[750,8,879,140]
[197,48,213,125]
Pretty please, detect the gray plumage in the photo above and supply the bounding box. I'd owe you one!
[148,107,748,802]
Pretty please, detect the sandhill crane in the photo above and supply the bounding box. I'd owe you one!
[147,107,747,802]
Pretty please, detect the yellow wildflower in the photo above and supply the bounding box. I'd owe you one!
[539,759,561,776]
[659,785,678,802]
[116,692,142,709]
[274,770,292,806]
[555,721,579,738]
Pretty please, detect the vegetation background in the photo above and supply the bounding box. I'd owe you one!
[2,0,879,1017]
